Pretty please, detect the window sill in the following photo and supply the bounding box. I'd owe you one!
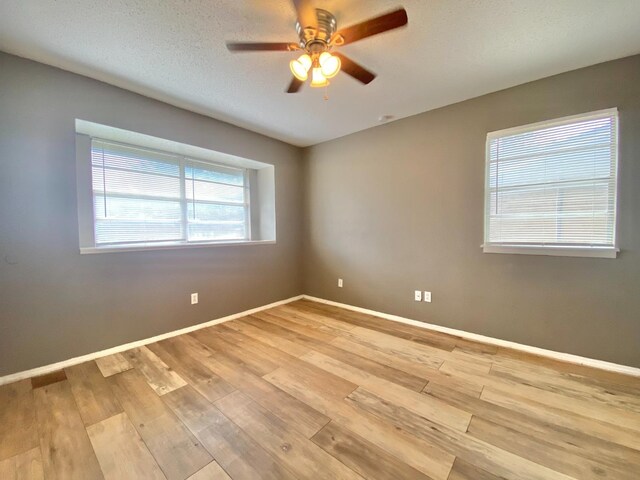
[482,244,618,258]
[80,239,276,254]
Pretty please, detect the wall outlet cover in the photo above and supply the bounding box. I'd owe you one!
[414,290,422,301]
[424,291,432,303]
[191,293,198,304]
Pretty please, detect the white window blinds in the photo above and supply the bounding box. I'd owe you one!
[185,160,248,241]
[91,139,249,246]
[484,109,618,256]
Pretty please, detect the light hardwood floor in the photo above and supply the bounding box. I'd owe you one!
[1,299,639,479]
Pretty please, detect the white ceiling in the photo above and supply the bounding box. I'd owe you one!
[1,1,640,147]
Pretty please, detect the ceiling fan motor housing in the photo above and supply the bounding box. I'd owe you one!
[296,9,337,51]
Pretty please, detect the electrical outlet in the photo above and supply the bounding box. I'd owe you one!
[338,278,343,288]
[191,293,198,304]
[414,290,422,302]
[423,291,432,303]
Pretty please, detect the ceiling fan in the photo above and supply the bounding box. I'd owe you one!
[226,1,408,93]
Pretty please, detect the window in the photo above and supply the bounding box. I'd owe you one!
[92,140,249,246]
[75,120,276,253]
[484,108,619,258]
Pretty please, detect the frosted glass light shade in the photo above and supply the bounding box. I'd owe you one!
[319,52,341,78]
[289,54,312,81]
[310,67,329,87]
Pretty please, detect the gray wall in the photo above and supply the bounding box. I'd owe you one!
[0,52,304,376]
[2,51,639,377]
[303,55,640,367]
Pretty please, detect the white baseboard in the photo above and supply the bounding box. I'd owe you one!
[303,295,640,378]
[0,295,304,386]
[3,292,638,386]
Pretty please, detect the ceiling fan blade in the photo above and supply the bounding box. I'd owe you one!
[226,42,299,52]
[333,8,408,46]
[292,0,317,31]
[333,53,376,85]
[286,77,304,93]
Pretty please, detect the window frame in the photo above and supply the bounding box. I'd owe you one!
[482,108,620,259]
[89,138,252,250]
[75,120,277,254]
[182,156,252,246]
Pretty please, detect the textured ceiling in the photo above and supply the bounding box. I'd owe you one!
[1,1,640,146]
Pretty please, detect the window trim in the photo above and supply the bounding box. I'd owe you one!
[483,108,620,259]
[482,244,619,259]
[79,239,275,255]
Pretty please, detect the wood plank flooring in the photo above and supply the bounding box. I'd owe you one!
[1,299,639,479]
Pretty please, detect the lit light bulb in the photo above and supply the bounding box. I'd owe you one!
[310,67,329,88]
[289,54,312,81]
[319,52,341,78]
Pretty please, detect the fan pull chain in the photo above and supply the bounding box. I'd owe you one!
[324,84,329,101]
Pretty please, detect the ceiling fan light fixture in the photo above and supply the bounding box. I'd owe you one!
[310,67,329,88]
[290,53,312,81]
[227,5,408,93]
[319,52,341,78]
